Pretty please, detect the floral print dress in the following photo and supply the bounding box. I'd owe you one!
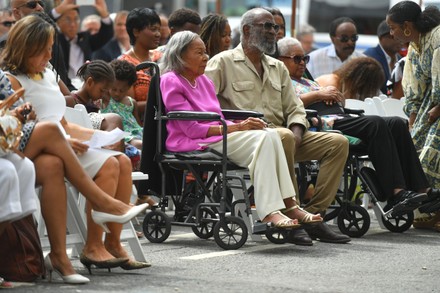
[403,25,440,188]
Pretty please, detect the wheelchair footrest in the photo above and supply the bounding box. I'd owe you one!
[418,197,440,214]
[252,221,269,234]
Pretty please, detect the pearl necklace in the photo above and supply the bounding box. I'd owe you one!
[179,74,197,89]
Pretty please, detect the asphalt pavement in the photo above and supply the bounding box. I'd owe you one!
[7,210,440,293]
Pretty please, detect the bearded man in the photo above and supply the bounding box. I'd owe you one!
[205,8,351,244]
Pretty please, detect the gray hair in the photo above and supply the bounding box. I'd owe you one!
[239,8,268,43]
[277,37,301,56]
[296,23,316,39]
[160,31,200,74]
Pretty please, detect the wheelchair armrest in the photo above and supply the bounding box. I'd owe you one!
[343,108,365,115]
[222,109,264,120]
[167,111,221,120]
[305,109,318,118]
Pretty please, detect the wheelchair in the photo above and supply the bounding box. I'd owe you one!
[298,109,420,238]
[137,62,301,250]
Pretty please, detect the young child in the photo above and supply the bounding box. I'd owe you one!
[103,59,143,150]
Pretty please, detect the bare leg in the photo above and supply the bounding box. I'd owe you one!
[283,197,322,222]
[23,122,130,215]
[104,155,135,260]
[82,157,122,262]
[34,154,76,276]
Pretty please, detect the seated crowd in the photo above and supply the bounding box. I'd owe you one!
[0,0,439,288]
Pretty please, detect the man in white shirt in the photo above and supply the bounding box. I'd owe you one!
[308,17,364,78]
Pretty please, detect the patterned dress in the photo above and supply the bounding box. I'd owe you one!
[118,51,162,103]
[403,25,440,188]
[101,97,143,143]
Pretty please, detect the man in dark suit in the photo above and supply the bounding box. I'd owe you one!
[55,0,113,83]
[364,20,402,94]
[92,10,130,62]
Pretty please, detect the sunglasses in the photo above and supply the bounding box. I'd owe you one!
[335,35,359,43]
[279,55,310,64]
[17,0,45,9]
[0,21,15,27]
[253,22,280,33]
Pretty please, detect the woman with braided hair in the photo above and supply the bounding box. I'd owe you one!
[200,13,231,57]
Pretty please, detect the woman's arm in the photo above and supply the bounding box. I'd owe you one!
[130,97,143,126]
[60,117,94,141]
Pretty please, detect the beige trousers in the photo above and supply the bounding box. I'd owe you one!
[275,128,349,214]
[209,128,295,220]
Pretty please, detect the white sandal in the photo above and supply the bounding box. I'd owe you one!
[282,205,323,224]
[263,211,301,229]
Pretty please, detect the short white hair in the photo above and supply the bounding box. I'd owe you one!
[277,37,301,56]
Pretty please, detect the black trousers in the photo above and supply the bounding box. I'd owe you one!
[333,115,429,199]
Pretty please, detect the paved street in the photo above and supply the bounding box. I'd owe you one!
[8,211,440,293]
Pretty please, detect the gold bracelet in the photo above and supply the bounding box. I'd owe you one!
[219,125,222,135]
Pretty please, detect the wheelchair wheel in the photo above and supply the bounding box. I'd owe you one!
[265,227,288,244]
[142,210,171,243]
[382,212,414,233]
[337,204,370,237]
[191,207,217,239]
[213,216,248,250]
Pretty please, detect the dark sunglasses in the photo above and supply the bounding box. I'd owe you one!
[17,0,45,9]
[279,55,310,64]
[253,22,280,33]
[335,34,359,43]
[0,21,15,27]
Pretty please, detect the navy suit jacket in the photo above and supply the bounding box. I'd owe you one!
[364,44,401,94]
[92,38,122,62]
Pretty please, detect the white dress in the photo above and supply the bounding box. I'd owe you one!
[11,69,118,178]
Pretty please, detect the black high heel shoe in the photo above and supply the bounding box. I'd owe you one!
[79,253,129,274]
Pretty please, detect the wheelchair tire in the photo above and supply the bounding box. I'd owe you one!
[191,207,217,239]
[265,227,288,244]
[382,212,414,233]
[337,204,370,237]
[213,216,248,250]
[142,210,171,243]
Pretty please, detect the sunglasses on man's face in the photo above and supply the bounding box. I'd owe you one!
[335,34,359,43]
[0,21,15,27]
[279,55,310,64]
[17,0,45,9]
[253,22,280,33]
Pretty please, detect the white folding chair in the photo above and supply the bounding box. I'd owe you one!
[381,98,408,119]
[345,98,378,115]
[371,96,386,116]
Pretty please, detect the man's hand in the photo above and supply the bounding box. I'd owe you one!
[290,124,304,151]
[94,0,109,18]
[318,86,344,105]
[67,137,89,156]
[238,117,267,131]
[54,0,79,16]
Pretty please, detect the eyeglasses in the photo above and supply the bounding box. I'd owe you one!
[335,34,359,43]
[253,22,280,33]
[17,0,45,9]
[279,55,310,64]
[0,21,15,27]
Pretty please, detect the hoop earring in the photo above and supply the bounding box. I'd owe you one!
[404,29,411,37]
